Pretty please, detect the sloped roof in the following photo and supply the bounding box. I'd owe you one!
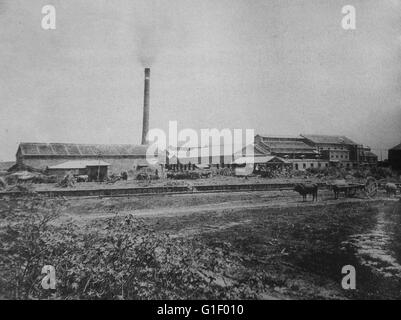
[256,134,302,139]
[364,151,378,158]
[135,158,162,167]
[254,143,271,155]
[390,143,401,151]
[233,156,289,165]
[301,135,357,145]
[170,145,243,158]
[258,140,317,154]
[235,144,271,157]
[7,162,44,173]
[18,143,149,157]
[48,160,110,170]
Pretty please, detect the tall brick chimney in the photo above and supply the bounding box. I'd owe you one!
[141,68,150,145]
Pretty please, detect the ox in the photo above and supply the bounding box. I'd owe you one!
[121,171,128,181]
[75,175,89,183]
[384,183,397,197]
[331,184,351,200]
[294,183,318,202]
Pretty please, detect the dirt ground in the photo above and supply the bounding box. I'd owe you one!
[56,189,401,299]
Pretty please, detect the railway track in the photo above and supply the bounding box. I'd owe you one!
[0,182,331,199]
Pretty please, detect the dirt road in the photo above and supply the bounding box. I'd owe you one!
[60,189,395,222]
[54,189,401,299]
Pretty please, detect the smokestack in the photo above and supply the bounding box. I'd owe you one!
[141,68,150,145]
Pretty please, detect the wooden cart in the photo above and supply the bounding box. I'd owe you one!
[328,177,378,199]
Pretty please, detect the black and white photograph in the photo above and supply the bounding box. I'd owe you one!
[0,0,401,305]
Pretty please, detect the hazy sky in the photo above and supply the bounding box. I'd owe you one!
[1,0,400,161]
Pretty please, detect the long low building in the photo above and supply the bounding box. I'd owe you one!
[15,142,162,174]
[255,134,318,159]
[47,160,110,181]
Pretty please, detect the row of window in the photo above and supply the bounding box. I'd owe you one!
[294,162,329,170]
[330,154,349,159]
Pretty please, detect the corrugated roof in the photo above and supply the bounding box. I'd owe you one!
[390,143,401,151]
[301,135,357,145]
[364,151,377,158]
[234,144,271,157]
[254,143,270,155]
[257,134,302,139]
[169,145,241,158]
[18,143,149,156]
[258,140,317,153]
[47,160,110,170]
[233,156,289,164]
[135,158,162,167]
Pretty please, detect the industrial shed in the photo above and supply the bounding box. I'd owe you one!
[166,145,237,169]
[301,134,357,163]
[255,135,318,159]
[47,160,110,181]
[15,142,160,174]
[232,155,290,176]
[389,142,401,170]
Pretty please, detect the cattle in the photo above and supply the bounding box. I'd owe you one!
[331,184,351,199]
[294,183,318,202]
[120,171,128,181]
[75,175,89,183]
[384,183,397,197]
[32,174,58,184]
[200,171,212,178]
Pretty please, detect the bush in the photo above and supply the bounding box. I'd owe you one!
[369,167,393,180]
[0,197,263,299]
[136,172,159,180]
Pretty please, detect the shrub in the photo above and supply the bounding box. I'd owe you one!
[0,198,263,299]
[369,167,393,180]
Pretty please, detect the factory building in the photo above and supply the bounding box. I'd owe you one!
[359,147,378,165]
[254,135,318,159]
[389,142,401,170]
[12,68,161,176]
[254,135,327,171]
[301,134,377,167]
[301,134,355,164]
[15,142,161,174]
[166,145,240,170]
[10,65,379,176]
[47,160,110,181]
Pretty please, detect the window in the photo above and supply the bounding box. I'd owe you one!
[303,163,306,169]
[295,164,298,170]
[311,163,314,168]
[325,163,328,167]
[318,163,321,168]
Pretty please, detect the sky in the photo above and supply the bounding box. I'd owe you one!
[0,0,400,161]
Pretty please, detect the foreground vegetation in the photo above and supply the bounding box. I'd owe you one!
[0,197,266,299]
[0,195,400,299]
